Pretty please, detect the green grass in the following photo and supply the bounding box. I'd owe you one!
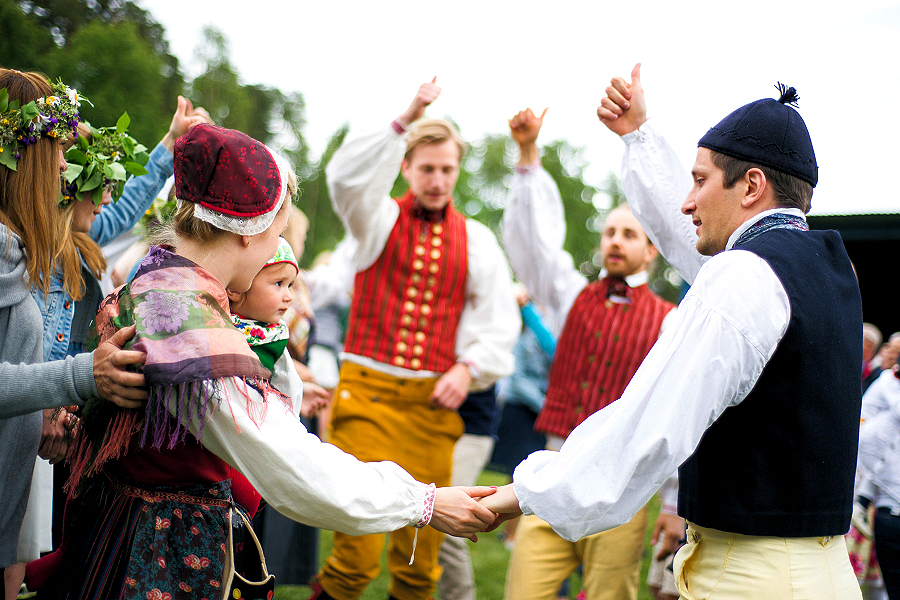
[274,471,661,600]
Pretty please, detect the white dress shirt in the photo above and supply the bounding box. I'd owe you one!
[512,121,795,542]
[325,125,519,389]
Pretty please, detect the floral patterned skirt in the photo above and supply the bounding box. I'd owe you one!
[51,475,231,600]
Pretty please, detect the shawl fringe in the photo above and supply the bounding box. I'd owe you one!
[66,375,290,497]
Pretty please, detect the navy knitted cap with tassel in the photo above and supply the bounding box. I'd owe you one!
[698,83,818,187]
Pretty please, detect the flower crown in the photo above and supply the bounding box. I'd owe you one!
[60,112,150,206]
[0,79,86,172]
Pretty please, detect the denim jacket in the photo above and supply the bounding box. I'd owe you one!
[31,142,174,361]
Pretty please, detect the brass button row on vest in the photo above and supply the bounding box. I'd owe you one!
[413,246,442,261]
[393,356,424,370]
[397,328,427,343]
[406,287,435,302]
[394,223,445,370]
[399,314,429,328]
[410,272,438,287]
[395,340,426,355]
[410,259,440,275]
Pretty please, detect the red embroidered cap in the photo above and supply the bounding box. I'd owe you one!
[174,124,289,235]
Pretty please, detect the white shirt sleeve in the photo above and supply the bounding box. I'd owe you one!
[512,249,790,541]
[501,165,586,328]
[326,126,403,271]
[184,379,429,535]
[270,348,303,418]
[620,121,707,285]
[455,220,521,389]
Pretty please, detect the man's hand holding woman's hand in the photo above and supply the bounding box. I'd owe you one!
[429,483,526,539]
[429,486,498,541]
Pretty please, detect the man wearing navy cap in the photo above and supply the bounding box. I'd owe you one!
[481,65,863,599]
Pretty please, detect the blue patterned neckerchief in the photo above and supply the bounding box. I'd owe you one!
[734,213,809,248]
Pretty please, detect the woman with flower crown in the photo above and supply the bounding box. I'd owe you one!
[39,122,497,599]
[0,69,150,580]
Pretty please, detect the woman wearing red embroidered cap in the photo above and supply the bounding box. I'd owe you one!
[42,123,497,600]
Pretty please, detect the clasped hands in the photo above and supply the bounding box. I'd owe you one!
[429,483,522,541]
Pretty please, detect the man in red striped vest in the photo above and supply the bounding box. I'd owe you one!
[500,108,676,600]
[310,79,519,600]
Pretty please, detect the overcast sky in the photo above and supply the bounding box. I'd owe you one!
[144,0,900,216]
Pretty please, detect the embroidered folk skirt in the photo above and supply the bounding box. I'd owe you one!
[49,475,231,600]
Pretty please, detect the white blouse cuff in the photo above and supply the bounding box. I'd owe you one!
[415,483,437,528]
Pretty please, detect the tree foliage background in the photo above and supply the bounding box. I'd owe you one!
[1,0,682,302]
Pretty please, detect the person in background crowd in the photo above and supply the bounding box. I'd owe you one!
[858,363,900,599]
[879,334,900,373]
[488,286,557,549]
[863,323,884,393]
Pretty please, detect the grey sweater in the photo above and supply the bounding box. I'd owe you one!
[0,224,97,568]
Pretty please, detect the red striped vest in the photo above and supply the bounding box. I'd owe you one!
[535,279,674,438]
[344,191,468,372]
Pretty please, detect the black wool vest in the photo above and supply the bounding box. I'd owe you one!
[678,228,862,537]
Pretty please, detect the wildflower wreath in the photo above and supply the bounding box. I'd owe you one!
[0,79,85,171]
[61,112,150,206]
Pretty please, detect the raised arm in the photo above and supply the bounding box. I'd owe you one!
[502,108,586,320]
[598,64,705,284]
[397,76,441,129]
[327,79,444,270]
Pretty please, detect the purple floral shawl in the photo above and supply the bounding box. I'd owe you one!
[67,246,288,494]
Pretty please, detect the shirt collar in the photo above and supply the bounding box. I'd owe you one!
[599,269,649,288]
[725,207,807,251]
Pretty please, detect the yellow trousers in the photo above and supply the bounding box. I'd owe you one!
[674,522,862,600]
[504,505,649,600]
[317,362,464,600]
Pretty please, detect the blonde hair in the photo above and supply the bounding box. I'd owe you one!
[56,203,107,298]
[404,119,467,164]
[0,69,62,294]
[149,199,231,248]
